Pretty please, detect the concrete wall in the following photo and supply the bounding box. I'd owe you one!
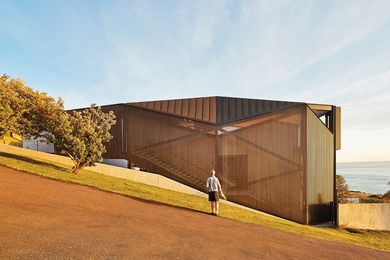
[102,159,129,168]
[23,137,55,153]
[339,203,390,231]
[0,144,283,220]
[0,144,200,195]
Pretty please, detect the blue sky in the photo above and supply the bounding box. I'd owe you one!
[1,0,390,162]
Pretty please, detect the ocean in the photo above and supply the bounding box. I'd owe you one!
[336,161,390,195]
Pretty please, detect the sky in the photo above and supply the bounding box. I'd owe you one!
[1,0,390,162]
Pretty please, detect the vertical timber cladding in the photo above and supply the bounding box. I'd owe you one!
[99,98,337,224]
[217,105,307,223]
[335,106,341,150]
[122,105,216,191]
[306,106,334,224]
[100,104,126,159]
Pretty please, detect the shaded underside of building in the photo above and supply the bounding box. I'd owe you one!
[95,96,341,224]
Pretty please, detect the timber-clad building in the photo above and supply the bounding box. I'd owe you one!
[98,96,341,224]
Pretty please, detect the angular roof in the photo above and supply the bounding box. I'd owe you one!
[127,96,303,125]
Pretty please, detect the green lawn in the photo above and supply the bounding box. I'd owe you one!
[0,150,389,251]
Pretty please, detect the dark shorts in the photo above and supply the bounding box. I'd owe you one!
[208,191,219,202]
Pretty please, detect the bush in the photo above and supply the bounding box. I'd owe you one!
[336,175,349,203]
[53,104,116,174]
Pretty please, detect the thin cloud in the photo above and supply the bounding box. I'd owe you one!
[1,0,390,161]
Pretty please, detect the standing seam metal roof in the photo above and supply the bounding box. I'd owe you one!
[127,96,303,125]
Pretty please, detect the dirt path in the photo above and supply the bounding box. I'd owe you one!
[0,166,388,259]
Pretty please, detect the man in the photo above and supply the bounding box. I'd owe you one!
[206,169,226,216]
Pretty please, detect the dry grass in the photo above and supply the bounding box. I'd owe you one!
[0,135,22,146]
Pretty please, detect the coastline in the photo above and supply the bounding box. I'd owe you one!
[337,161,390,195]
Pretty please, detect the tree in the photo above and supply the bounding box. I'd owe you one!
[0,74,64,138]
[19,88,65,139]
[53,104,116,174]
[336,175,349,203]
[1,74,116,174]
[383,191,390,200]
[0,75,25,136]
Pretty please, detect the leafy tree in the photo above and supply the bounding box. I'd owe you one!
[336,175,349,203]
[383,190,390,200]
[1,74,116,174]
[53,104,116,174]
[19,88,65,139]
[0,75,25,136]
[0,74,64,138]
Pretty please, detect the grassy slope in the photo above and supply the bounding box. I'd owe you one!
[0,151,389,251]
[0,135,22,146]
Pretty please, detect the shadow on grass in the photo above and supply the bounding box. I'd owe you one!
[344,228,364,234]
[0,151,69,172]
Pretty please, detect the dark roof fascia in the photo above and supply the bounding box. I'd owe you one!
[66,102,127,112]
[126,95,314,106]
[125,96,218,105]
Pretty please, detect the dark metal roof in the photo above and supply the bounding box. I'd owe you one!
[127,96,303,125]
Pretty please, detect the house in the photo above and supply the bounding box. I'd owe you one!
[92,96,341,224]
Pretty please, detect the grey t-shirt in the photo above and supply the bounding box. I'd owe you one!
[206,176,221,192]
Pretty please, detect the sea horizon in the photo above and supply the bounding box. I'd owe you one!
[336,161,390,195]
[338,160,390,164]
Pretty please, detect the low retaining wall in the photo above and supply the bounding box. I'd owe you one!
[339,203,390,231]
[0,144,279,219]
[0,144,200,195]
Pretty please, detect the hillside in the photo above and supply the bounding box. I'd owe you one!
[1,166,389,258]
[0,147,389,252]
